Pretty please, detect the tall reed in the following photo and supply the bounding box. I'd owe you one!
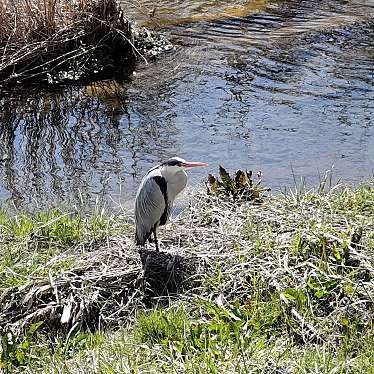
[0,0,134,85]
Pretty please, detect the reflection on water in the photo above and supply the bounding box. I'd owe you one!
[0,82,181,209]
[0,0,374,209]
[123,0,269,27]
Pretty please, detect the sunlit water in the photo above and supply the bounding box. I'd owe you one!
[0,0,373,211]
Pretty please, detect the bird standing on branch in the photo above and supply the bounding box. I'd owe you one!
[135,157,208,252]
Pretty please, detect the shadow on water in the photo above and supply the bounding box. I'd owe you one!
[1,0,374,210]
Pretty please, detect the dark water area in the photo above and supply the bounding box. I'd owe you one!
[0,0,373,211]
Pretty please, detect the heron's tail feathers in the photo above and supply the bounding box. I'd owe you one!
[135,231,146,246]
[135,228,152,246]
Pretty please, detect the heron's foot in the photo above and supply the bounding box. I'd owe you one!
[147,236,161,252]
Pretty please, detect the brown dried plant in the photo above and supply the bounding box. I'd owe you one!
[0,0,134,85]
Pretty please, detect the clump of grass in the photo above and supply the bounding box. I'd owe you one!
[0,0,135,85]
[0,207,134,340]
[0,320,106,371]
[134,308,189,346]
[0,209,83,244]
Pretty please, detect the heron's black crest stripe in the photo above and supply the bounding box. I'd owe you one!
[162,159,182,167]
[152,175,168,225]
[145,159,183,177]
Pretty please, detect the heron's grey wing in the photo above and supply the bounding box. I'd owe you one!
[135,176,167,245]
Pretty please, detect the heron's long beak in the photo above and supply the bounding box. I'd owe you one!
[182,161,208,168]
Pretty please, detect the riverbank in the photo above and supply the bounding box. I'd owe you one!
[0,180,373,372]
[0,0,171,86]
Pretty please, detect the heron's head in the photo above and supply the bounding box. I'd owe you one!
[161,157,208,175]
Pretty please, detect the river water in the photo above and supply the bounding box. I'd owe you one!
[0,0,373,210]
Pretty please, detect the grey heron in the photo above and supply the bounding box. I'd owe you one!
[135,157,208,252]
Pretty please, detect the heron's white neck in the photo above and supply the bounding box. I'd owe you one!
[160,166,186,180]
[160,166,188,200]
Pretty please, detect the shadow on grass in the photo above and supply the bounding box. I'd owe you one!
[139,249,202,299]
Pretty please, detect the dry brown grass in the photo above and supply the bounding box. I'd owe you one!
[0,180,373,371]
[0,237,203,337]
[1,181,373,346]
[0,0,134,85]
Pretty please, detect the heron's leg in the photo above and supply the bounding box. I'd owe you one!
[153,230,160,252]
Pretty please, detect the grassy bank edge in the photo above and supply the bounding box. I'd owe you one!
[0,180,373,373]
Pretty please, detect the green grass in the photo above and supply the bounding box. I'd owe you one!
[0,181,373,373]
[0,208,128,288]
[9,302,374,373]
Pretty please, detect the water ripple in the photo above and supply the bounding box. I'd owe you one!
[1,0,374,209]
